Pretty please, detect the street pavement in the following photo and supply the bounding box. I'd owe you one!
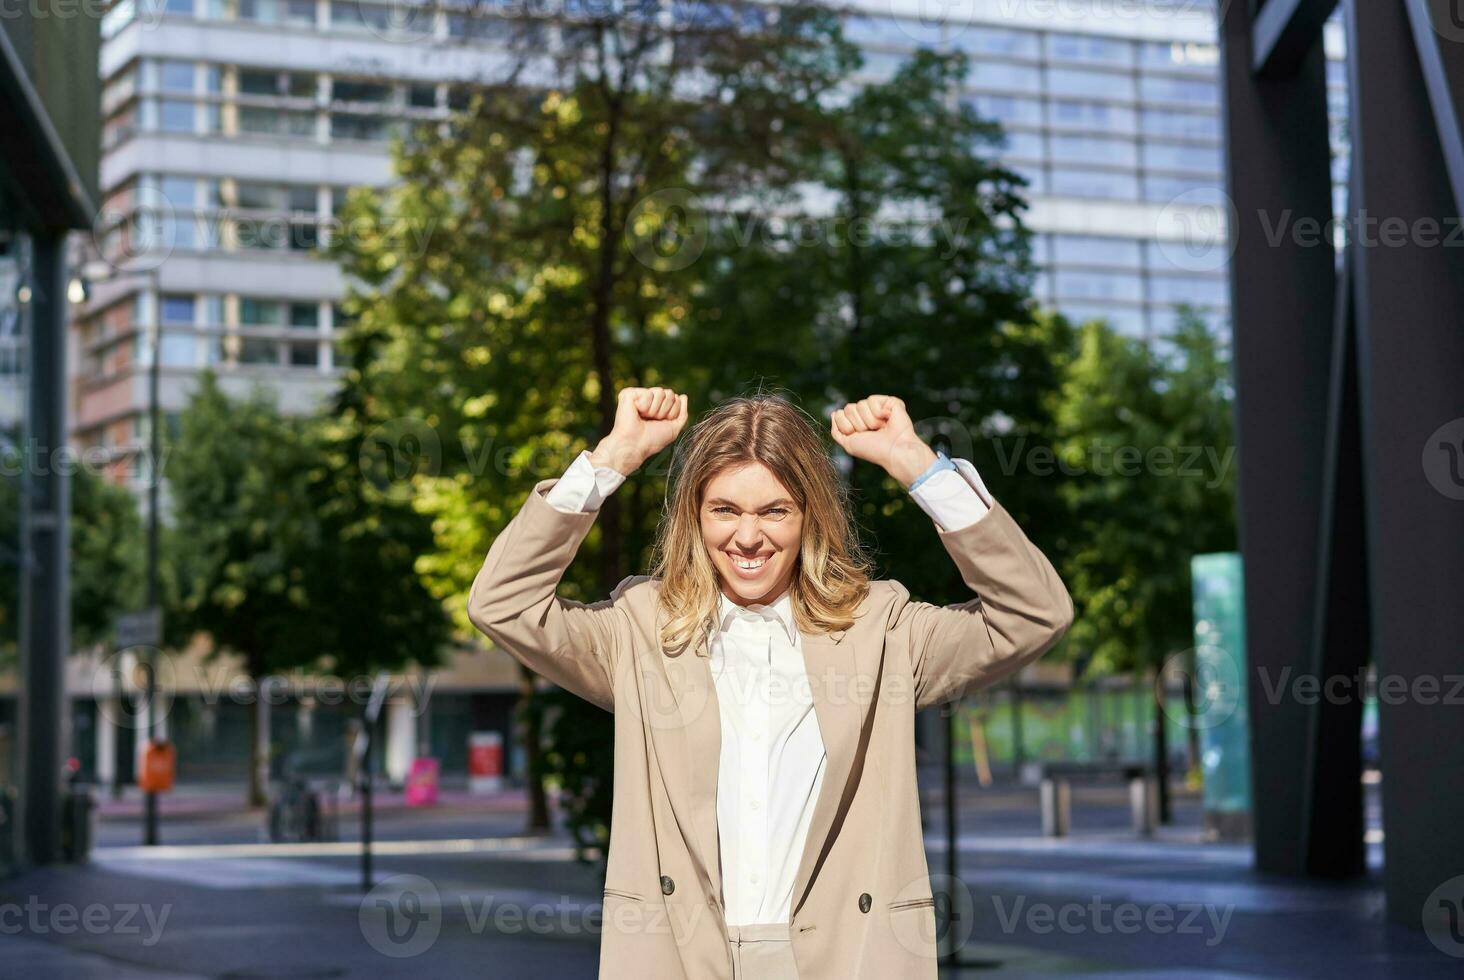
[2,781,1459,978]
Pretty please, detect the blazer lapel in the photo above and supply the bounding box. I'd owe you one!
[650,617,724,908]
[790,626,869,919]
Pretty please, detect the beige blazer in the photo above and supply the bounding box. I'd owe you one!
[467,474,1073,979]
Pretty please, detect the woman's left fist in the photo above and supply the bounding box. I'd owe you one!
[830,395,937,487]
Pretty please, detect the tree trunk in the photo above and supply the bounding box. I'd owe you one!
[1181,662,1203,775]
[1151,665,1172,824]
[519,663,550,833]
[247,678,268,807]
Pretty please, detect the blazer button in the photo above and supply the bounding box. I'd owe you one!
[661,875,675,896]
[858,892,872,913]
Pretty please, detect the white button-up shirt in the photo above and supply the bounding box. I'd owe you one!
[541,448,996,925]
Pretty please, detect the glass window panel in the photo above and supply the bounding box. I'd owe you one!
[288,186,318,212]
[842,15,931,48]
[236,182,286,210]
[240,298,285,325]
[996,130,1044,160]
[1142,141,1222,174]
[1049,167,1138,200]
[1141,176,1227,206]
[1141,108,1220,140]
[1050,135,1137,168]
[159,100,195,132]
[332,79,393,104]
[161,295,195,323]
[1049,99,1137,134]
[1047,33,1133,67]
[159,175,197,207]
[161,332,196,366]
[289,302,320,327]
[965,94,1043,127]
[409,83,437,108]
[1139,75,1217,105]
[331,113,393,141]
[1048,67,1134,100]
[1056,270,1145,303]
[1059,303,1147,336]
[1052,235,1142,268]
[1009,164,1046,195]
[289,222,320,250]
[948,26,1040,59]
[290,342,320,367]
[966,60,1042,91]
[1139,41,1219,73]
[1148,275,1229,305]
[239,338,279,364]
[159,60,195,92]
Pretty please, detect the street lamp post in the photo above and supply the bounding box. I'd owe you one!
[74,259,164,846]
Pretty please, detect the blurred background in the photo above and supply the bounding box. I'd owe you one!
[1,0,1462,976]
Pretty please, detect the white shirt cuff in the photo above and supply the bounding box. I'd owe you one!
[907,457,994,532]
[541,449,628,514]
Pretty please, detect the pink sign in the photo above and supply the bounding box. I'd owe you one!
[405,757,439,807]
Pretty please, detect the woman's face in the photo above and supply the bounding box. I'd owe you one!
[700,462,803,608]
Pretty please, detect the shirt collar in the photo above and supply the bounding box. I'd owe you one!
[716,588,798,645]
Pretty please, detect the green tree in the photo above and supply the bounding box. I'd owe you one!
[1054,307,1236,813]
[0,429,144,665]
[331,2,857,851]
[164,371,447,805]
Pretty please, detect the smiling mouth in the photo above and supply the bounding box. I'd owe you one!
[728,553,771,570]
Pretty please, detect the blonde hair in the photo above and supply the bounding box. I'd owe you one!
[648,391,875,653]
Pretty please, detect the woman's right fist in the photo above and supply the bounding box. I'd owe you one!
[590,386,689,474]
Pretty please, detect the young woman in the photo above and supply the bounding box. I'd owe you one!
[467,386,1073,980]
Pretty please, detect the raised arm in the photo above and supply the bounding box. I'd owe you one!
[466,387,689,712]
[830,395,1074,710]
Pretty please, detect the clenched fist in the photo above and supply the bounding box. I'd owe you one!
[590,386,689,475]
[830,395,938,488]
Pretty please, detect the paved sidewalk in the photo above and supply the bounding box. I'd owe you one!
[3,824,1460,979]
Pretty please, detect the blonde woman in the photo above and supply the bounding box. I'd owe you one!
[467,386,1073,980]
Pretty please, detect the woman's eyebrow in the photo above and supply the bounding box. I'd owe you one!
[704,497,795,508]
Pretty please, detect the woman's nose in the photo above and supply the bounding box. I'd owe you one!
[734,514,764,549]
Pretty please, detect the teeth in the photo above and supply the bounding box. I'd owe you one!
[732,555,768,569]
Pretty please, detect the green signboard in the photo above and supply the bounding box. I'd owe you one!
[1190,552,1252,840]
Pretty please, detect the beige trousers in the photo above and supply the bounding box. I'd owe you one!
[726,922,799,980]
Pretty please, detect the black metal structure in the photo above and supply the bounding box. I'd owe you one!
[1,12,99,869]
[1220,0,1464,930]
